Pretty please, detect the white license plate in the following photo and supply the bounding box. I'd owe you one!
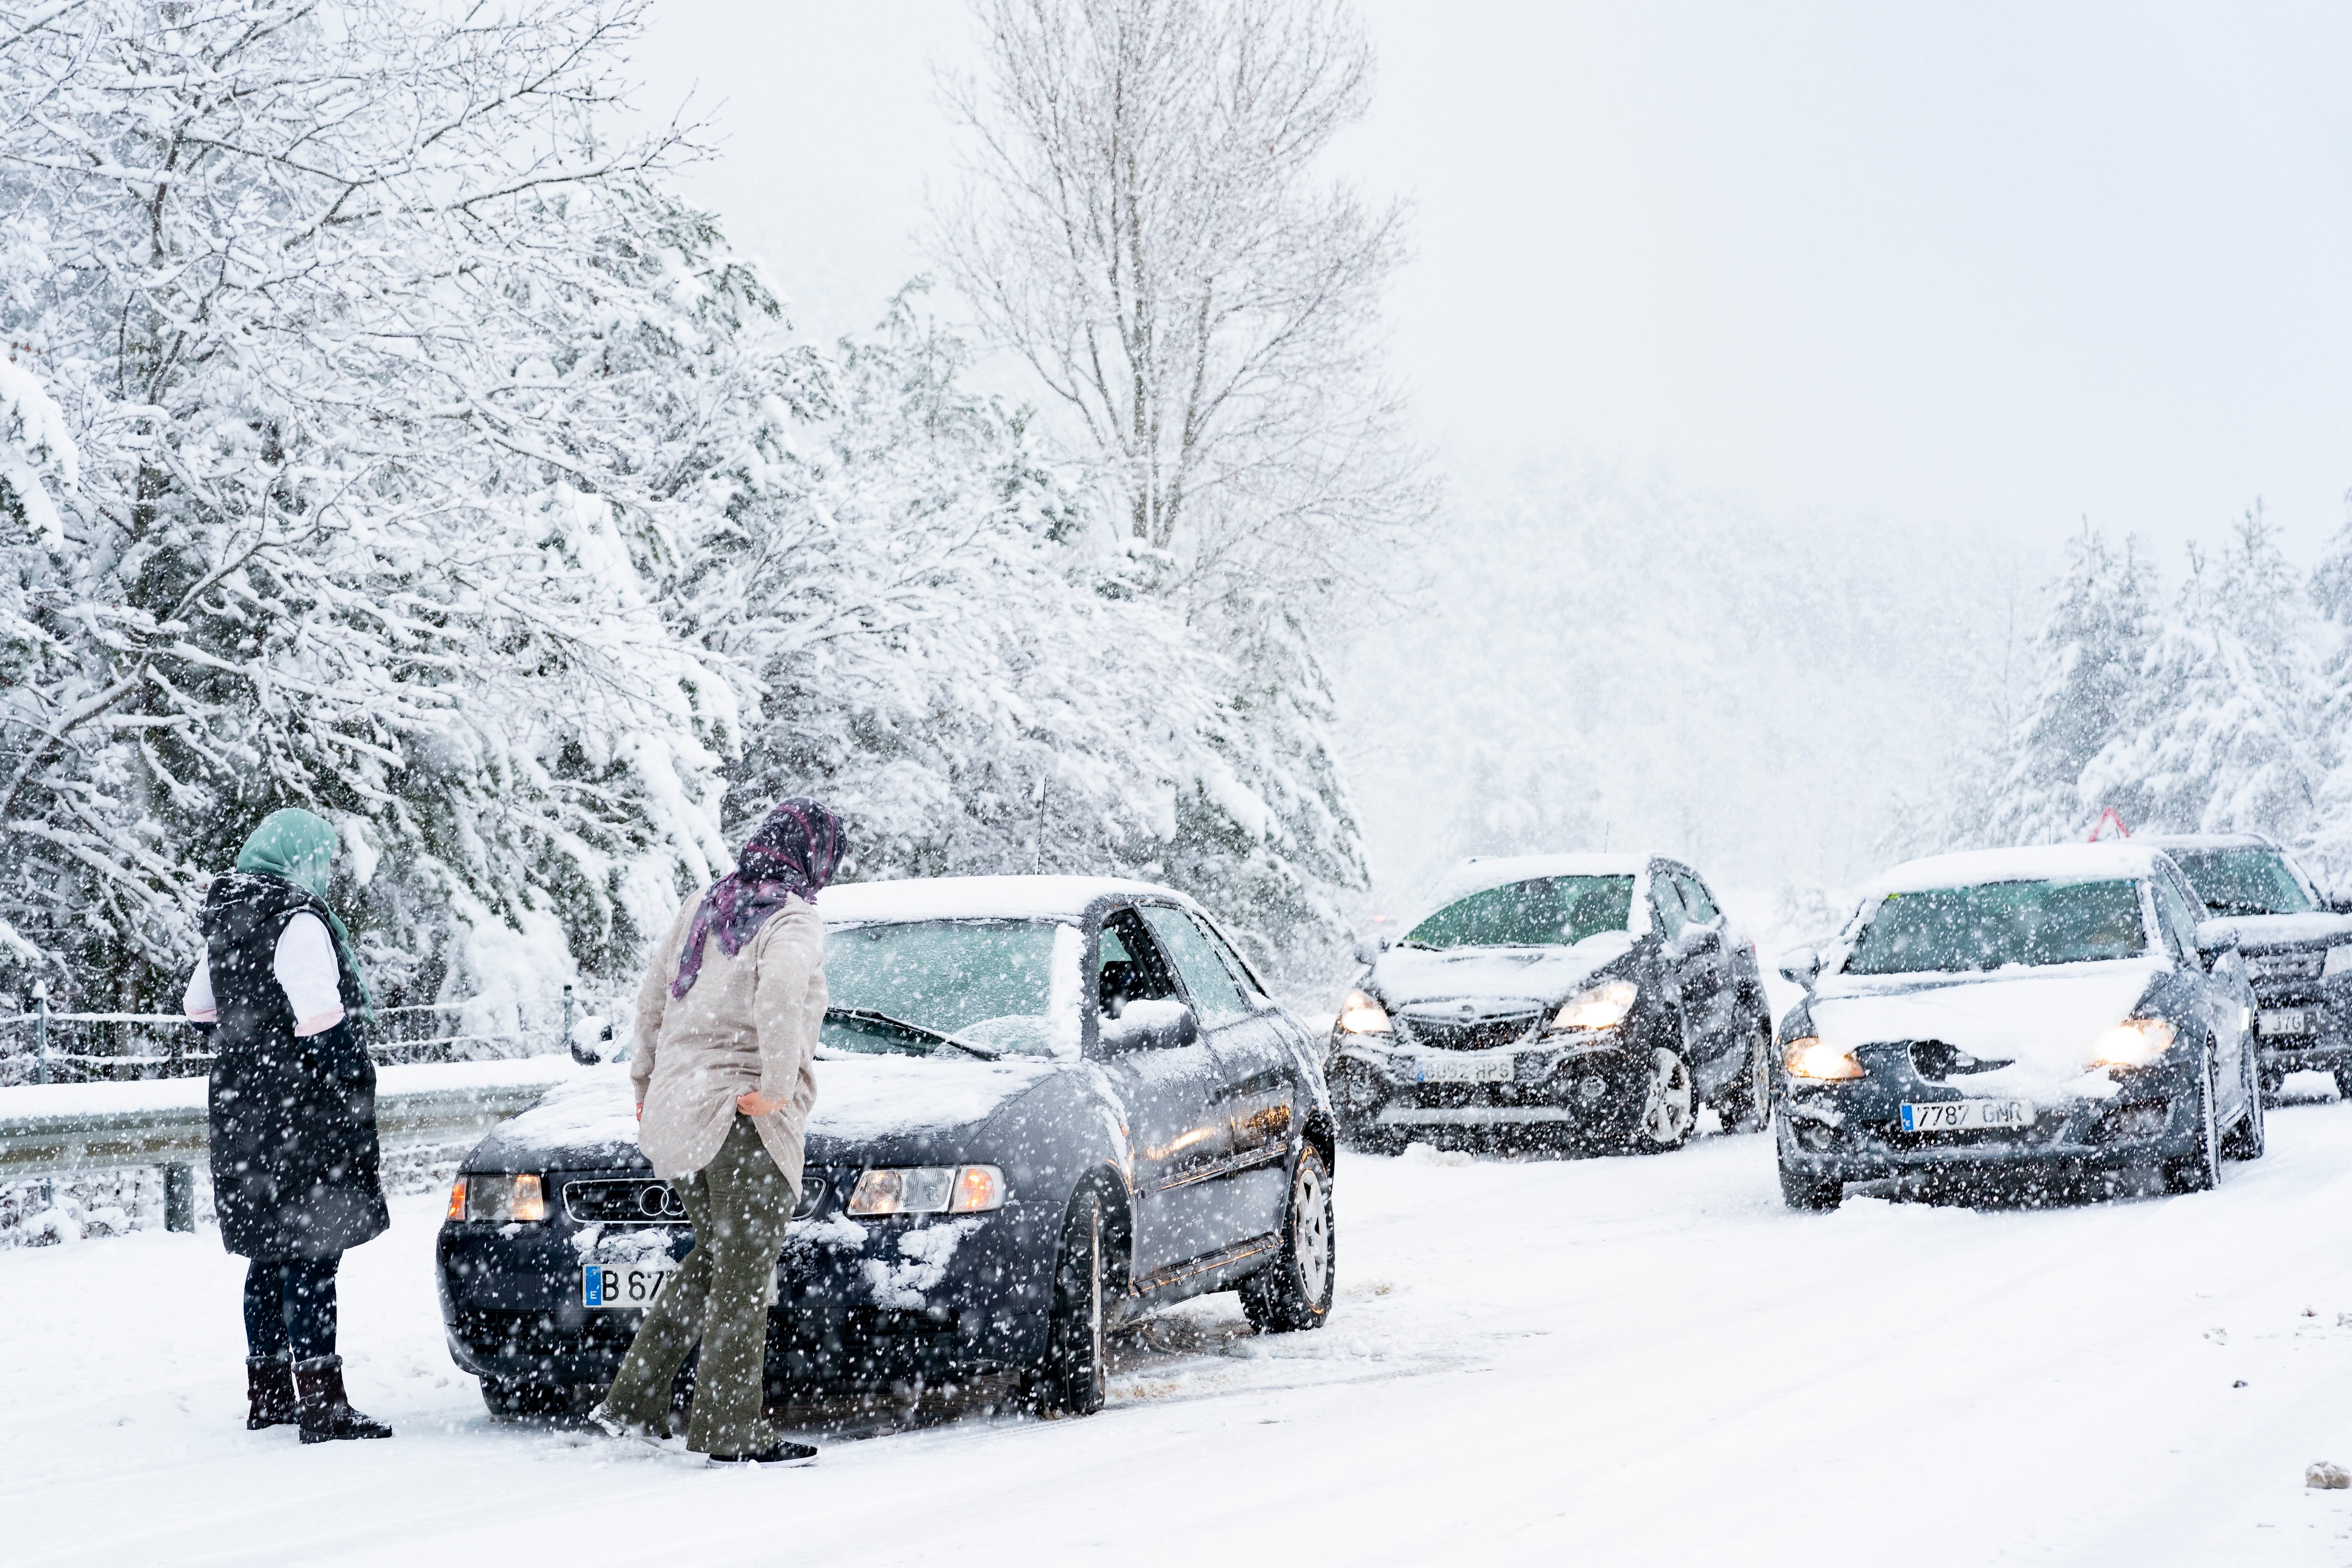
[2259,1009,2309,1037]
[582,1263,674,1308]
[1899,1099,2035,1133]
[1413,1054,1516,1085]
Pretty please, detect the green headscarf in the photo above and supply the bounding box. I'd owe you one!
[235,807,374,1020]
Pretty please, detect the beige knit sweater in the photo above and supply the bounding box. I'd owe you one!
[628,893,826,1192]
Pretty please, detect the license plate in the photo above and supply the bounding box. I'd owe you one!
[582,1262,674,1308]
[1900,1099,2035,1133]
[1413,1054,1516,1084]
[2259,1009,2309,1037]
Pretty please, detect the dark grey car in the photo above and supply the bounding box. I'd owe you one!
[1773,843,2263,1210]
[1326,854,1773,1154]
[2142,833,2352,1096]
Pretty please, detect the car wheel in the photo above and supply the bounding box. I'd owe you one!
[1623,1045,1696,1152]
[2223,1040,2266,1161]
[1240,1145,1337,1333]
[479,1376,580,1421]
[1023,1190,1107,1418]
[2163,1044,2223,1195]
[1778,1159,1843,1211]
[1717,1014,1773,1133]
[2334,1063,2352,1102]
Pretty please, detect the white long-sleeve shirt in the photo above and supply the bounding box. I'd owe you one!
[183,912,347,1038]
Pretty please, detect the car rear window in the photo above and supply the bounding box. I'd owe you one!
[823,918,1067,1056]
[2166,848,2313,917]
[1843,879,2147,975]
[1405,876,1636,950]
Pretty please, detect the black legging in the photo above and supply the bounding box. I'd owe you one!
[243,1255,342,1362]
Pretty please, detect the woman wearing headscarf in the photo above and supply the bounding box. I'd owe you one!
[591,798,842,1466]
[183,807,392,1444]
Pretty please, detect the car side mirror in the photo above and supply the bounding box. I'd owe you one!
[570,1016,621,1066]
[2194,920,2241,956]
[2327,893,2352,916]
[1777,948,1821,990]
[1351,935,1386,966]
[1096,998,1199,1055]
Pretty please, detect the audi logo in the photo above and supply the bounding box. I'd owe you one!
[635,1184,687,1220]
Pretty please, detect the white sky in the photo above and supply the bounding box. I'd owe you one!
[628,0,2352,562]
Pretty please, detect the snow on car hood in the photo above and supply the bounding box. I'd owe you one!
[1373,933,1637,1009]
[1808,957,2165,1104]
[2196,911,2352,951]
[473,1054,1055,1169]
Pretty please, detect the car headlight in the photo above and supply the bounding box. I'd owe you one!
[2325,945,2352,980]
[1335,990,1392,1034]
[1783,1036,1863,1081]
[2090,1018,2177,1069]
[1549,981,1637,1032]
[461,1172,547,1223]
[847,1165,1007,1216]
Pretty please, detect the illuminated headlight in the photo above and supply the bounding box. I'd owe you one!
[2090,1018,2177,1069]
[1549,981,1637,1033]
[462,1172,547,1223]
[847,1165,1007,1216]
[1335,990,1392,1034]
[2325,946,2352,980]
[1783,1036,1863,1081]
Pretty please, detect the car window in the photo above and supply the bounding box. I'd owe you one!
[1651,871,1689,941]
[1141,906,1252,1026]
[1671,871,1720,925]
[2166,847,2315,916]
[1843,879,2147,974]
[1402,876,1636,949]
[824,919,1069,1056]
[1097,907,1180,1020]
[1192,915,1271,1005]
[2151,872,2204,968]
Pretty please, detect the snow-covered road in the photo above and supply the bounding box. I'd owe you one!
[15,1089,2352,1567]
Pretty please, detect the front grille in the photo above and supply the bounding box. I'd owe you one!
[2248,950,2325,981]
[564,1176,827,1224]
[1396,1013,1542,1052]
[1909,1040,2014,1083]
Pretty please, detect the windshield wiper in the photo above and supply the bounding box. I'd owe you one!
[2204,900,2284,916]
[824,1006,1001,1061]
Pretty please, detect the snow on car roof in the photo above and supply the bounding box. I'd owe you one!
[1422,854,1650,907]
[819,874,1178,925]
[2136,832,2276,851]
[1868,843,2168,895]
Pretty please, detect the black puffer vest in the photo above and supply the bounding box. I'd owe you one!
[203,872,387,1260]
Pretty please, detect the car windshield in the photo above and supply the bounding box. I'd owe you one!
[1404,876,1636,950]
[822,919,1065,1057]
[1843,879,2148,975]
[2165,847,2313,917]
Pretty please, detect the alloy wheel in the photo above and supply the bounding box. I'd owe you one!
[1642,1047,1696,1144]
[1292,1152,1333,1297]
[1748,1028,1773,1131]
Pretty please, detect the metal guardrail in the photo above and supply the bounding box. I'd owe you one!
[0,1072,571,1231]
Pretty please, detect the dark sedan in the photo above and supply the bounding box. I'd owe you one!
[1325,855,1774,1153]
[2142,833,2352,1096]
[1773,844,2263,1210]
[436,876,1337,1420]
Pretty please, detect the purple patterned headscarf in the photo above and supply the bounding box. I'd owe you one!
[671,798,845,998]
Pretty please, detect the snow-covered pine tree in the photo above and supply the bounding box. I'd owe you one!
[1966,527,2157,846]
[2080,507,2325,843]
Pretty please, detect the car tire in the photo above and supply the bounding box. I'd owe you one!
[479,1375,580,1421]
[2334,1063,2352,1102]
[2223,1041,2266,1161]
[1716,1014,1774,1133]
[2163,1044,2224,1195]
[1240,1145,1337,1334]
[1777,1160,1843,1211]
[1622,1045,1697,1153]
[1023,1190,1108,1418]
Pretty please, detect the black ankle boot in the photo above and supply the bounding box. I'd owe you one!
[294,1354,394,1443]
[246,1355,298,1430]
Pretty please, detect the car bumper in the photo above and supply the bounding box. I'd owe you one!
[1326,1032,1650,1133]
[1777,1066,2205,1182]
[436,1166,1061,1390]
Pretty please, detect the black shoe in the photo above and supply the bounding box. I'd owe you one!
[246,1355,298,1430]
[293,1354,395,1443]
[706,1440,818,1467]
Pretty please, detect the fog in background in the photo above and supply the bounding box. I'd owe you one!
[621,0,2352,907]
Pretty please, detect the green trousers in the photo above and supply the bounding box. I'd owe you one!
[601,1115,795,1455]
